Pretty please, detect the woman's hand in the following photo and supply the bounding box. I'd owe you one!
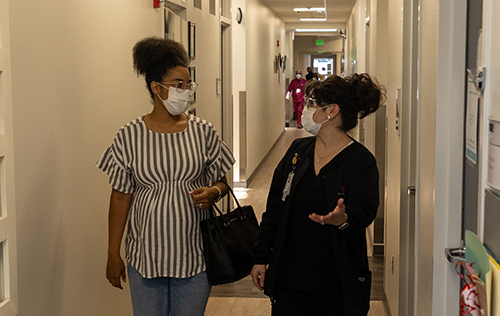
[309,198,348,226]
[106,253,126,289]
[190,186,219,209]
[251,264,267,291]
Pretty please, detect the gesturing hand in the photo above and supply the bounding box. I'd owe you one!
[309,198,348,226]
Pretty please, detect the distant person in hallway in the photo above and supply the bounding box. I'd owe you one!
[286,69,307,128]
[251,74,386,316]
[305,66,319,81]
[96,37,235,316]
[320,67,328,80]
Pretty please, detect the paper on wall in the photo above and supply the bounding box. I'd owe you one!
[466,80,479,164]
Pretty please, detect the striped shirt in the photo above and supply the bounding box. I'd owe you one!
[96,114,235,278]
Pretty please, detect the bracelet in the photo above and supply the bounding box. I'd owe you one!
[339,213,349,230]
[212,185,222,202]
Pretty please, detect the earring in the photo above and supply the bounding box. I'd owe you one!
[327,115,331,120]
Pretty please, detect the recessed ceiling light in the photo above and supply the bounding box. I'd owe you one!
[295,29,338,32]
[293,7,326,12]
[300,18,327,22]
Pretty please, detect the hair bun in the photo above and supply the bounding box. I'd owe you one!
[347,73,385,119]
[133,37,188,76]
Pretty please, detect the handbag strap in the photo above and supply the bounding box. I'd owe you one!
[219,180,243,213]
[210,203,225,218]
[209,180,246,217]
[219,180,241,212]
[210,181,253,233]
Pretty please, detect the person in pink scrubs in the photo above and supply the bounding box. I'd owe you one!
[286,69,307,128]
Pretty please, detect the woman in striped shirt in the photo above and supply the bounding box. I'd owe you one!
[97,37,235,316]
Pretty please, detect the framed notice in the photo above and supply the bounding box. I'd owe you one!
[466,79,479,164]
[188,22,196,60]
[189,66,196,104]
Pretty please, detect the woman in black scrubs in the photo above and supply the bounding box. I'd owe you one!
[251,74,386,316]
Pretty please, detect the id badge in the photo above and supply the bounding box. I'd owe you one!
[282,171,295,201]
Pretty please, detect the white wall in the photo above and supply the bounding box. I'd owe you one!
[231,0,246,181]
[8,0,219,315]
[246,1,286,176]
[346,1,367,143]
[485,0,500,121]
[347,2,360,75]
[284,31,295,82]
[232,0,287,181]
[378,0,404,314]
[293,36,343,74]
[187,0,223,130]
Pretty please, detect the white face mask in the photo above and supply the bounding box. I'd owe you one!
[157,87,191,116]
[301,106,330,135]
[296,74,302,80]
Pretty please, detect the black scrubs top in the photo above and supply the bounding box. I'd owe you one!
[277,147,345,296]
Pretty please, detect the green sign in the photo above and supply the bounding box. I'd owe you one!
[318,51,325,53]
[316,39,324,45]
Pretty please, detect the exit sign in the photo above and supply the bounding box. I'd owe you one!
[316,39,324,45]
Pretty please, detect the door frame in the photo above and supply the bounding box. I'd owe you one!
[414,0,467,314]
[398,0,419,314]
[220,20,233,186]
[0,0,19,314]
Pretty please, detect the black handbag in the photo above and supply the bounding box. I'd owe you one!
[200,185,259,285]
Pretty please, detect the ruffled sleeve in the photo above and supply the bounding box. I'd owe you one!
[203,126,236,186]
[96,133,136,194]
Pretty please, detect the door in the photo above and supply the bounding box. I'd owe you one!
[445,1,500,315]
[443,0,500,314]
[462,0,483,240]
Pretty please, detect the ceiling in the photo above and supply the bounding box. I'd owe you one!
[259,0,356,24]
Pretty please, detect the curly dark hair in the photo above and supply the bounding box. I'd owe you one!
[132,37,189,99]
[314,73,386,131]
[304,79,322,97]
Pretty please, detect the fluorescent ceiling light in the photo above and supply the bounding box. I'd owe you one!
[300,18,327,21]
[293,7,325,12]
[295,28,337,32]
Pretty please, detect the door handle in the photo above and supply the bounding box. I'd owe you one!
[407,186,416,195]
[445,247,466,263]
[467,67,486,93]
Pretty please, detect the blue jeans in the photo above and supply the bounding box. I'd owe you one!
[127,264,211,316]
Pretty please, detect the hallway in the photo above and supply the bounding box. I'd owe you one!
[4,0,500,314]
[205,127,389,316]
